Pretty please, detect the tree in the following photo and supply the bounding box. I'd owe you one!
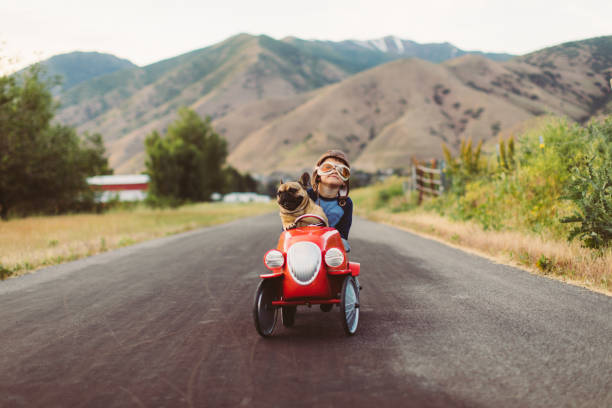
[145,107,228,205]
[0,65,111,219]
[222,165,258,193]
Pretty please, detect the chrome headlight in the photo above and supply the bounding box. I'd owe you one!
[287,241,321,285]
[264,250,284,269]
[324,247,344,267]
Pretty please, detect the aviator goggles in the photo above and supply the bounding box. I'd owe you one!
[316,162,351,181]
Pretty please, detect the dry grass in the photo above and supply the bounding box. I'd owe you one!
[358,209,611,295]
[0,201,275,279]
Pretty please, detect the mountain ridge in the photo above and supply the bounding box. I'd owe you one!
[38,34,612,175]
[22,51,136,94]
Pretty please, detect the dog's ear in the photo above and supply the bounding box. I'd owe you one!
[299,172,311,189]
[279,178,284,186]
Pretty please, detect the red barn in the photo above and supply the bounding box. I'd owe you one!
[87,175,149,202]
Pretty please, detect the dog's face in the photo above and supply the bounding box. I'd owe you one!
[277,181,307,212]
[277,173,311,212]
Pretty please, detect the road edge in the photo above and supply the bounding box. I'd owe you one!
[370,217,611,298]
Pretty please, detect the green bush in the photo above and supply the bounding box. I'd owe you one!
[497,135,516,172]
[376,182,404,208]
[360,117,610,251]
[432,118,609,240]
[560,118,612,249]
[442,138,483,195]
[536,254,553,272]
[0,264,12,280]
[372,178,422,212]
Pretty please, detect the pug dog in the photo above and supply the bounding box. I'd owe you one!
[277,173,328,230]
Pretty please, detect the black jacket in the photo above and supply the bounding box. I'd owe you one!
[307,188,353,240]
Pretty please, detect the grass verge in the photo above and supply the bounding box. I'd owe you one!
[0,201,275,280]
[352,179,611,296]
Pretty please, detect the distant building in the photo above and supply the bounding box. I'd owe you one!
[222,192,270,203]
[87,174,149,202]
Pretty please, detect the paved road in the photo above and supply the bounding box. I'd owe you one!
[1,213,611,407]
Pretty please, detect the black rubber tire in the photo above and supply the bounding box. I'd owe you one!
[319,304,333,312]
[282,306,297,327]
[253,279,278,337]
[340,276,359,336]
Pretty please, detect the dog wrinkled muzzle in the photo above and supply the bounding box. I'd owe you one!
[278,191,304,212]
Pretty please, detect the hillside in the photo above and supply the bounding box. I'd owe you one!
[227,58,531,173]
[31,52,136,93]
[55,34,362,172]
[226,36,612,174]
[51,34,611,175]
[448,36,612,122]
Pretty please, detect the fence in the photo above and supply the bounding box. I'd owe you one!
[409,158,447,204]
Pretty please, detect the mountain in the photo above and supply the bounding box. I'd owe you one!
[50,34,611,175]
[55,34,360,172]
[286,35,514,64]
[448,36,612,122]
[30,52,136,93]
[227,36,611,174]
[227,58,532,173]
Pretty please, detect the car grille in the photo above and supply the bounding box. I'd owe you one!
[287,241,321,285]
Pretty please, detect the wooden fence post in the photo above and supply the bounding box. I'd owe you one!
[412,157,445,204]
[440,160,446,193]
[429,158,437,195]
[416,160,424,205]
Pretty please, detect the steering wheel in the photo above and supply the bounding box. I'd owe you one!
[294,214,326,226]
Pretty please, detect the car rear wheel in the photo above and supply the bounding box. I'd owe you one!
[282,306,296,327]
[340,276,359,335]
[253,279,278,337]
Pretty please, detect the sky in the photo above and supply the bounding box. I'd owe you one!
[2,0,611,73]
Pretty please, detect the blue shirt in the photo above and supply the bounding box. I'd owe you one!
[307,188,353,240]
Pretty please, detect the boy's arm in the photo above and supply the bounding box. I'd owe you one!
[334,198,353,240]
[307,187,316,201]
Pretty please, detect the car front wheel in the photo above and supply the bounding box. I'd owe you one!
[340,276,359,335]
[253,279,278,337]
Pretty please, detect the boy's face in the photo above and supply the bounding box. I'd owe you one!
[319,158,348,188]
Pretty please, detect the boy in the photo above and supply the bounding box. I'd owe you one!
[307,150,353,251]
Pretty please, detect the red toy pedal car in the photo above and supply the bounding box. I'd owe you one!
[253,214,361,337]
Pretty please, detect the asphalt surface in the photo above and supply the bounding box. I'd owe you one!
[1,213,611,407]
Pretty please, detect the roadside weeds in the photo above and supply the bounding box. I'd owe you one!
[358,209,611,296]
